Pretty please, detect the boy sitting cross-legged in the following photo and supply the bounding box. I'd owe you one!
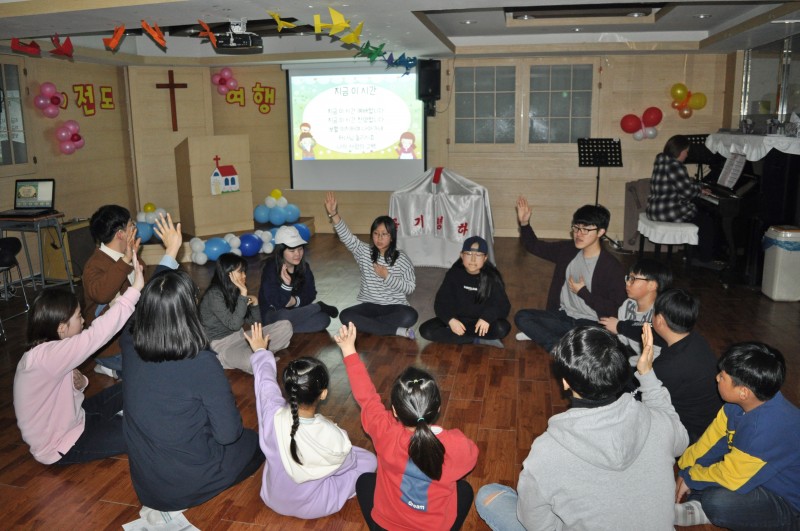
[675,342,800,530]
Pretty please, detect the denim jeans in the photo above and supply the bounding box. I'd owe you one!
[514,309,596,352]
[57,383,126,464]
[692,486,800,531]
[475,484,526,531]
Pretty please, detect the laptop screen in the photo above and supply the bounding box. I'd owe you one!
[14,179,55,209]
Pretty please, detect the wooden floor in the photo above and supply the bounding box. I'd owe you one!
[1,234,797,530]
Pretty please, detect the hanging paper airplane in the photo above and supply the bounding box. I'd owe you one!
[49,34,74,58]
[268,11,297,32]
[355,41,386,63]
[386,53,418,75]
[197,20,217,47]
[141,20,166,48]
[103,25,126,51]
[313,7,350,36]
[11,38,41,56]
[339,21,363,45]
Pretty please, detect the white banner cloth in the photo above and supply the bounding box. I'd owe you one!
[389,167,494,268]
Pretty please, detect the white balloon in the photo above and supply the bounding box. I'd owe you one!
[645,127,659,139]
[260,232,273,243]
[223,233,236,243]
[254,230,263,238]
[192,252,208,265]
[265,197,277,208]
[145,212,158,224]
[229,236,241,249]
[277,197,288,208]
[261,241,274,254]
[632,130,644,141]
[155,207,167,219]
[230,248,242,256]
[136,212,147,222]
[190,239,205,252]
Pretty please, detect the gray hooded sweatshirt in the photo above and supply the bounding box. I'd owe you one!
[517,370,689,530]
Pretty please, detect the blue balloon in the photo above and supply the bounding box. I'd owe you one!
[239,233,261,257]
[205,237,231,261]
[284,203,301,223]
[269,206,287,226]
[136,222,153,243]
[254,204,271,224]
[269,227,279,242]
[294,223,311,242]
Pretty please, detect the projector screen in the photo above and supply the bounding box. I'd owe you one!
[287,64,425,191]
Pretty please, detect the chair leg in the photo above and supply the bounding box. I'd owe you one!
[654,244,661,259]
[638,234,645,258]
[14,263,30,312]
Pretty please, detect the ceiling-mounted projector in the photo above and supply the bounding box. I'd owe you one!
[215,19,263,53]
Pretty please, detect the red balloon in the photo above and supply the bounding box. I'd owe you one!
[218,77,227,86]
[50,95,61,105]
[641,107,663,127]
[620,114,642,134]
[71,133,82,142]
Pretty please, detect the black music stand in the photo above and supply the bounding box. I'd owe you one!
[577,138,623,205]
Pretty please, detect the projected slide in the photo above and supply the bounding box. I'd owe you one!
[290,73,423,161]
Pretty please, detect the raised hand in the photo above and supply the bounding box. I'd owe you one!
[333,322,357,357]
[516,196,532,225]
[637,322,655,375]
[153,213,183,259]
[131,252,145,291]
[123,223,140,264]
[243,322,270,352]
[324,191,338,217]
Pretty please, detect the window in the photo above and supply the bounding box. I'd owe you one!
[454,66,516,144]
[528,64,592,144]
[0,57,30,169]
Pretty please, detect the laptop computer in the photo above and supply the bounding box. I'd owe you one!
[0,179,58,218]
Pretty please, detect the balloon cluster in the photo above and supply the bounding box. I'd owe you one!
[253,189,301,226]
[33,82,64,118]
[134,202,170,243]
[211,67,238,96]
[55,120,85,155]
[188,224,311,265]
[620,107,663,141]
[670,84,707,119]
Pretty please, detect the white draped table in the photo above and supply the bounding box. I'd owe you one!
[705,133,800,161]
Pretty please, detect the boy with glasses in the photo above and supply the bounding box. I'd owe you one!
[514,197,626,352]
[600,258,672,362]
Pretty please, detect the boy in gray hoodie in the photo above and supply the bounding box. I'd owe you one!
[476,324,688,530]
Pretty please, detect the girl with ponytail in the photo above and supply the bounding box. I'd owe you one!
[335,322,479,530]
[251,327,376,519]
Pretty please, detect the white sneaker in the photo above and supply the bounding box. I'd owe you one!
[515,332,531,341]
[674,501,711,526]
[140,506,187,525]
[93,364,118,379]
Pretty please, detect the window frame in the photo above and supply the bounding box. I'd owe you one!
[0,54,36,177]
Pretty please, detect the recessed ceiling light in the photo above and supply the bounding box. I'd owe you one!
[694,14,712,19]
[627,12,646,18]
[460,20,477,25]
[515,14,533,20]
[770,19,800,24]
[573,28,581,32]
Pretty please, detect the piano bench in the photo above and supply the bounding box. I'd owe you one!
[637,213,698,262]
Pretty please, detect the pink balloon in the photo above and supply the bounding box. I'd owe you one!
[40,82,57,98]
[220,67,233,79]
[59,141,76,155]
[73,137,85,149]
[55,127,71,141]
[34,95,50,109]
[43,105,60,118]
[226,78,238,90]
[217,85,229,95]
[211,73,222,85]
[64,120,80,134]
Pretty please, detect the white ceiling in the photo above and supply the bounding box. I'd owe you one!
[0,0,799,63]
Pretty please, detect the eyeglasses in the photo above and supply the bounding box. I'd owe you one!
[624,275,649,284]
[570,225,599,235]
[462,251,487,259]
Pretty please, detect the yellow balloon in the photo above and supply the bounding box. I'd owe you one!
[670,83,688,102]
[270,189,283,200]
[688,92,707,110]
[143,202,156,213]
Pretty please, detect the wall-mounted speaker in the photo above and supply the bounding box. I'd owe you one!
[417,59,441,102]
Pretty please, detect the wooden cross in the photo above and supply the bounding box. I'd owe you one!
[213,155,221,167]
[155,70,188,131]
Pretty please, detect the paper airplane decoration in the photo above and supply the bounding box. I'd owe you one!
[49,34,74,58]
[386,53,418,74]
[141,20,166,48]
[103,25,126,51]
[355,41,386,63]
[197,20,217,47]
[314,7,350,36]
[340,21,363,45]
[11,38,41,56]
[268,11,297,32]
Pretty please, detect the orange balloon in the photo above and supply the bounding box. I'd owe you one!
[679,107,693,119]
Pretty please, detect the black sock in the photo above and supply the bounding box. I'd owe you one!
[317,301,339,318]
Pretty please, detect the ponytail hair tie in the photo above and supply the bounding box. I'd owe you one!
[417,417,425,422]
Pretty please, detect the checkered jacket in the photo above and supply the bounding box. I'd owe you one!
[645,153,700,222]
